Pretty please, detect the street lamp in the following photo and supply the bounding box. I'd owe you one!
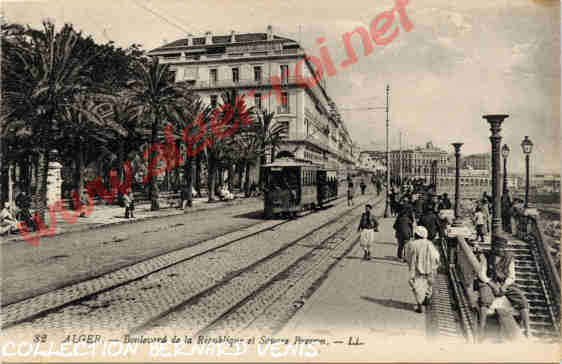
[451,143,463,226]
[502,144,510,195]
[521,136,533,208]
[483,114,509,254]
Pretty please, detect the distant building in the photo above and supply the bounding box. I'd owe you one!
[462,153,491,172]
[389,141,448,182]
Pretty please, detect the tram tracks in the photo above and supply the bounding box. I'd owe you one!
[145,198,384,337]
[3,194,381,336]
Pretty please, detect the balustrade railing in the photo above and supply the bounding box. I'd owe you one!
[513,208,560,324]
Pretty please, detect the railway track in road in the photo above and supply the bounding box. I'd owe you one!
[144,198,384,337]
[3,194,382,336]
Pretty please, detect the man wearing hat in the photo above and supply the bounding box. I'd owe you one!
[358,204,379,260]
[477,235,531,338]
[405,226,441,313]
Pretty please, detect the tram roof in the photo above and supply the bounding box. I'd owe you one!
[262,158,323,168]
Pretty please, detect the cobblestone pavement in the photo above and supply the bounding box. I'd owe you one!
[0,195,250,245]
[3,193,376,335]
[2,198,262,305]
[199,199,386,338]
[144,196,384,337]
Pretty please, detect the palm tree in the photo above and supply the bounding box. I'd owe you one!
[2,21,102,220]
[126,57,187,210]
[58,94,128,201]
[165,96,212,206]
[201,92,253,201]
[253,109,288,187]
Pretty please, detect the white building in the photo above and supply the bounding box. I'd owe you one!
[148,26,355,170]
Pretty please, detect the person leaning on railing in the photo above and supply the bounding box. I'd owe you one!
[476,236,531,338]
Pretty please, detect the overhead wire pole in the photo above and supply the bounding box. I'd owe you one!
[336,91,389,215]
[384,84,390,218]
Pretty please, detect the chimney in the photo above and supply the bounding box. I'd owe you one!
[267,25,273,40]
[230,30,236,43]
[205,31,212,44]
[186,33,193,46]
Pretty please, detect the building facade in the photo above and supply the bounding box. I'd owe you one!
[388,141,449,183]
[462,153,491,172]
[148,26,355,171]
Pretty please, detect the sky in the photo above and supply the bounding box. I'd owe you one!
[3,0,561,174]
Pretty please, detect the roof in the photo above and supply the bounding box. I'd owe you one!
[149,33,296,54]
[262,157,321,168]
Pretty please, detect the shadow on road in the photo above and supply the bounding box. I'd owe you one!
[373,241,398,247]
[360,296,414,312]
[232,210,267,220]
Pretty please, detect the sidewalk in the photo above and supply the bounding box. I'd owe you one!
[281,206,428,345]
[1,193,258,245]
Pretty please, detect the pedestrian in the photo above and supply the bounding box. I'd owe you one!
[0,202,19,235]
[358,204,379,260]
[477,235,531,338]
[441,193,452,210]
[179,186,187,210]
[347,180,355,207]
[393,205,413,261]
[376,179,382,196]
[473,206,486,242]
[360,180,366,195]
[124,191,135,218]
[405,226,441,313]
[419,207,440,241]
[502,190,513,234]
[414,194,424,222]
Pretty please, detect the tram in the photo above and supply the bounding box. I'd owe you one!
[262,158,339,219]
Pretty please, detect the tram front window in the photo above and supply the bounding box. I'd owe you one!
[267,168,299,190]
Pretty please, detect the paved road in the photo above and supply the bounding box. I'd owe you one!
[2,200,266,305]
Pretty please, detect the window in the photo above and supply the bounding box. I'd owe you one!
[279,92,289,113]
[210,95,218,109]
[209,68,218,84]
[232,67,239,83]
[280,65,289,83]
[254,93,262,110]
[254,66,262,82]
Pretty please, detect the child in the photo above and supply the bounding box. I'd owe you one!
[473,207,485,242]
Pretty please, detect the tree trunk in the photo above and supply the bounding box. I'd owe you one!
[237,162,244,190]
[183,154,193,207]
[73,142,84,209]
[33,148,50,222]
[0,140,9,207]
[195,153,202,197]
[149,115,160,211]
[227,164,234,192]
[244,159,251,197]
[207,155,216,202]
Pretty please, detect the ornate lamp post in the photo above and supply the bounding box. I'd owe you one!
[483,114,509,253]
[502,144,510,195]
[521,136,533,208]
[451,142,463,226]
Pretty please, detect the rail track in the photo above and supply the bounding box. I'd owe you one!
[3,194,382,337]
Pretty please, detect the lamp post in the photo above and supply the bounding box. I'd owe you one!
[521,136,533,208]
[483,114,509,253]
[502,144,510,195]
[451,143,463,226]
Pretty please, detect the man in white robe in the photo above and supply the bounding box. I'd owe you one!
[406,226,441,313]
